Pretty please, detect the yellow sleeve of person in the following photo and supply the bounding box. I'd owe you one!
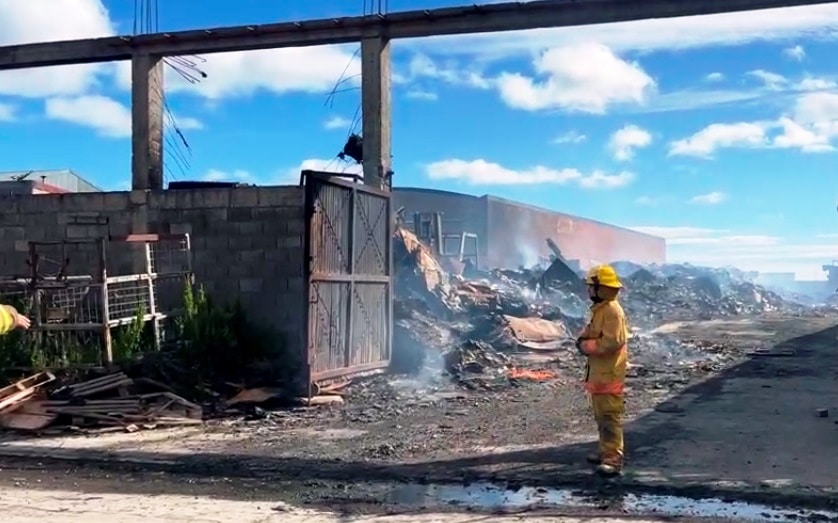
[581,302,628,357]
[0,304,32,335]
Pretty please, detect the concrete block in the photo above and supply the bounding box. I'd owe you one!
[0,227,24,241]
[231,187,260,208]
[18,196,44,214]
[278,235,302,249]
[195,189,230,208]
[228,235,253,250]
[65,224,99,239]
[0,211,21,226]
[104,192,130,211]
[239,277,263,294]
[170,223,192,235]
[14,240,28,252]
[258,187,303,207]
[148,190,178,210]
[286,276,305,293]
[175,190,194,208]
[227,207,252,223]
[107,214,132,237]
[237,249,265,265]
[287,219,305,236]
[29,195,61,212]
[130,190,148,205]
[235,221,262,237]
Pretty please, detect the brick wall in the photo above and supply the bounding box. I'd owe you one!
[0,186,306,350]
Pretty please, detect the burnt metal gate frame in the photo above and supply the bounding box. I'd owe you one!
[302,170,393,385]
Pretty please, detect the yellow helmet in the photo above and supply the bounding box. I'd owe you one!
[585,264,622,289]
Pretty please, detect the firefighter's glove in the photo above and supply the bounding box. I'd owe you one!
[575,337,588,356]
[578,339,598,356]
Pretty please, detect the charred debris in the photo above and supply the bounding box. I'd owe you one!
[0,226,824,434]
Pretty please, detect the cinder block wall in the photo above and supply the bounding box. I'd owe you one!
[0,186,306,349]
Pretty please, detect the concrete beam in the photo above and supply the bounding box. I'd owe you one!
[1,0,836,69]
[361,37,392,191]
[131,54,164,191]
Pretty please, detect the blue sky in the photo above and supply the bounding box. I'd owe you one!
[2,0,838,278]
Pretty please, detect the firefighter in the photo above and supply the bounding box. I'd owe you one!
[0,304,31,335]
[575,264,629,477]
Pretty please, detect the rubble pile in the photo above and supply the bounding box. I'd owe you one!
[392,227,817,388]
[621,266,808,324]
[0,370,202,432]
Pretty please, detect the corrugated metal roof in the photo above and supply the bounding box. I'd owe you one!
[0,169,101,192]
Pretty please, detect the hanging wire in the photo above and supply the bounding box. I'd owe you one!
[133,0,207,184]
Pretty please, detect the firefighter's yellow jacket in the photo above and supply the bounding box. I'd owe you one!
[578,295,629,395]
[0,305,19,336]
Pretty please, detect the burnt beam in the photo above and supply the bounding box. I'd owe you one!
[1,0,837,69]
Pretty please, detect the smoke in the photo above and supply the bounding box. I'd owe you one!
[517,244,542,268]
[508,208,547,269]
[631,331,724,367]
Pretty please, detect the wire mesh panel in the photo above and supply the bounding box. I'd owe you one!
[2,235,193,367]
[304,171,393,385]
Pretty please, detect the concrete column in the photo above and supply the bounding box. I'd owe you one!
[131,53,164,191]
[361,36,392,191]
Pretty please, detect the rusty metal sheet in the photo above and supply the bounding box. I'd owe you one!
[303,172,393,386]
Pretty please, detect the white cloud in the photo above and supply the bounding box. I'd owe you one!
[670,122,767,158]
[0,0,114,98]
[690,191,727,205]
[424,158,633,189]
[669,91,838,157]
[793,91,838,138]
[43,95,202,138]
[552,130,587,145]
[609,124,652,161]
[495,42,655,114]
[203,169,253,182]
[629,225,833,279]
[405,90,438,101]
[406,54,490,89]
[796,77,837,91]
[114,46,361,100]
[173,115,204,131]
[577,171,635,189]
[44,95,131,138]
[773,116,834,152]
[634,195,659,206]
[783,44,806,61]
[0,102,15,121]
[324,116,352,130]
[411,5,838,59]
[747,69,788,90]
[705,72,725,82]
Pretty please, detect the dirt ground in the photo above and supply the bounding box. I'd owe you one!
[0,313,836,517]
[0,467,751,523]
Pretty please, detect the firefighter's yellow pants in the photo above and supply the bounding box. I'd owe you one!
[591,393,624,465]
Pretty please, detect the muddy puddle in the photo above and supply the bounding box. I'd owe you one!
[386,482,838,522]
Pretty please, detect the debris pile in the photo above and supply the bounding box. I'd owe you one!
[392,226,817,389]
[0,371,202,432]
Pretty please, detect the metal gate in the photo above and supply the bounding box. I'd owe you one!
[303,170,393,384]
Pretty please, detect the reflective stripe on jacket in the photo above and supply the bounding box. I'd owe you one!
[579,299,629,395]
[0,305,15,336]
